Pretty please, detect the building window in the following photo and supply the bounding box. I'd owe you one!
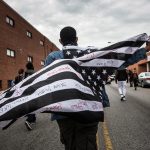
[6,16,15,27]
[41,60,45,66]
[27,31,32,38]
[27,56,33,62]
[40,40,44,46]
[0,80,2,89]
[7,49,15,57]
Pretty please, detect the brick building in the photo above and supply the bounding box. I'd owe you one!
[128,51,150,74]
[0,0,58,90]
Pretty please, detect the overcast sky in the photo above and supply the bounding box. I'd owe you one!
[4,0,150,49]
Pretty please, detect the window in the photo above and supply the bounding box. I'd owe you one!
[27,31,32,38]
[0,80,2,89]
[7,49,15,57]
[41,60,45,66]
[40,40,44,46]
[6,16,15,27]
[27,56,33,62]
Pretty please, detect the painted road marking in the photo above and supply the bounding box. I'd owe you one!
[96,132,100,150]
[102,121,113,150]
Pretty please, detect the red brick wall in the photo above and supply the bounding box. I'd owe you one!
[0,1,58,90]
[128,59,147,74]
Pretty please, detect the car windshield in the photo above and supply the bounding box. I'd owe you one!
[145,72,150,76]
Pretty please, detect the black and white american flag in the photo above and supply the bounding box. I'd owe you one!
[0,33,149,129]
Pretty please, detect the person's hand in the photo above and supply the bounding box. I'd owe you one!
[145,41,150,51]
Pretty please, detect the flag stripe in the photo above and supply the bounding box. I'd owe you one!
[0,72,96,107]
[100,40,145,51]
[0,88,101,120]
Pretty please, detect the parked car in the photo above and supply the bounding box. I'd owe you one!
[138,72,150,87]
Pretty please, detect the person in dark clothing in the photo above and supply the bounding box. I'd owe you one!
[14,68,24,85]
[132,69,138,90]
[128,70,133,87]
[115,69,128,101]
[24,62,36,131]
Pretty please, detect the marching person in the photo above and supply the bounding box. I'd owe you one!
[24,62,36,131]
[115,68,128,101]
[128,70,133,87]
[132,69,138,90]
[45,26,99,150]
[14,68,24,85]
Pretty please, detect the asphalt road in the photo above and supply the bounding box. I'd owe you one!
[0,114,64,150]
[101,82,150,150]
[0,82,150,150]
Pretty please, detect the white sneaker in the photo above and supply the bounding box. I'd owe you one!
[25,121,32,131]
[122,96,126,101]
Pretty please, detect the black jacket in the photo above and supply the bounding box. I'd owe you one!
[24,69,34,78]
[115,69,128,82]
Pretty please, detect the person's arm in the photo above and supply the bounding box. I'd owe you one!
[45,51,63,66]
[119,48,147,69]
[119,41,150,69]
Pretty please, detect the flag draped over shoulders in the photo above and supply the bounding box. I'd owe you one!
[0,33,149,129]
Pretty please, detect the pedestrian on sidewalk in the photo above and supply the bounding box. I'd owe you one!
[115,69,128,101]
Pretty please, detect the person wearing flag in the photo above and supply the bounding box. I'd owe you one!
[45,26,99,150]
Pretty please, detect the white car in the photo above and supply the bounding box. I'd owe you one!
[138,72,150,87]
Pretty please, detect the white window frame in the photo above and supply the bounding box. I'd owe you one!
[6,49,15,57]
[6,16,14,26]
[27,56,33,62]
[26,31,32,38]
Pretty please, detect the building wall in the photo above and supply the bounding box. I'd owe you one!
[0,1,58,90]
[128,54,150,74]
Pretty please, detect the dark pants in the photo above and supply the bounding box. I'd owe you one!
[26,114,36,123]
[129,79,133,87]
[133,79,138,90]
[57,118,98,150]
